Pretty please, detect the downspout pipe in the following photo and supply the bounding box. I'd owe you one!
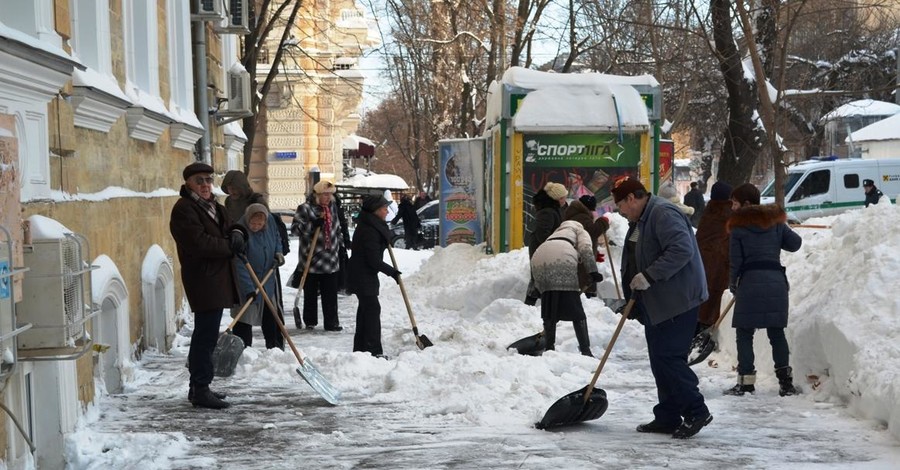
[192,20,211,164]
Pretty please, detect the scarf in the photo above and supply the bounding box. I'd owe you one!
[190,190,218,223]
[321,203,332,250]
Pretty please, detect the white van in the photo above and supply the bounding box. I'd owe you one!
[760,158,900,222]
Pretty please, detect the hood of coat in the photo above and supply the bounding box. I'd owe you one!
[222,170,251,196]
[533,189,557,211]
[358,209,392,242]
[727,204,787,232]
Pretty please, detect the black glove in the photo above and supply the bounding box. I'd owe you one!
[390,270,402,284]
[229,229,246,255]
[589,272,604,283]
[274,252,285,266]
[311,217,325,229]
[524,295,538,306]
[245,291,257,303]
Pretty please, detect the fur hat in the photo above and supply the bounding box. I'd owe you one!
[730,183,760,206]
[313,180,336,194]
[362,195,390,212]
[183,162,214,180]
[610,177,647,203]
[544,182,568,200]
[710,181,733,201]
[578,194,597,211]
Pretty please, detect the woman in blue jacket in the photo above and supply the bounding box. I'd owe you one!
[725,184,802,396]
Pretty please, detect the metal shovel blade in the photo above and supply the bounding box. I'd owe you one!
[535,385,609,430]
[295,357,341,406]
[688,330,716,367]
[507,331,546,356]
[415,334,434,350]
[212,331,245,378]
[601,298,628,314]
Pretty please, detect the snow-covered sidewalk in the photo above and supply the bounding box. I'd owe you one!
[66,206,900,469]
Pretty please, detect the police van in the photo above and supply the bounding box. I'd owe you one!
[760,158,900,222]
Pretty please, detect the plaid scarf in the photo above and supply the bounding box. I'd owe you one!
[321,204,332,250]
[190,190,219,223]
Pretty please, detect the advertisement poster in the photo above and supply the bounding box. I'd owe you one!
[439,139,484,246]
[659,139,674,184]
[522,133,642,242]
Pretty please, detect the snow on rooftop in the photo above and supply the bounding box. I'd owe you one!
[512,85,649,133]
[821,99,900,122]
[338,171,409,190]
[27,214,73,239]
[848,113,900,143]
[501,66,659,89]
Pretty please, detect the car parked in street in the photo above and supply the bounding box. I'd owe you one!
[389,200,439,249]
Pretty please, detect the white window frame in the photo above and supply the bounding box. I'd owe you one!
[0,0,62,47]
[165,0,203,150]
[121,0,173,142]
[221,34,247,169]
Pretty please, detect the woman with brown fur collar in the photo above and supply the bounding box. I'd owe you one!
[725,184,802,397]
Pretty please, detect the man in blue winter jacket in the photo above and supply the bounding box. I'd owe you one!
[612,177,712,439]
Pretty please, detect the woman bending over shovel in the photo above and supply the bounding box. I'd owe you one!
[530,220,603,356]
[232,203,285,350]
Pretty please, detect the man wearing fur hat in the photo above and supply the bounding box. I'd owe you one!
[293,180,344,331]
[170,162,244,409]
[611,176,712,439]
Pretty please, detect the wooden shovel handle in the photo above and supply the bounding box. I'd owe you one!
[712,297,736,331]
[603,233,622,300]
[386,244,420,330]
[225,268,275,331]
[584,298,635,403]
[298,227,321,291]
[242,258,306,366]
[789,224,830,229]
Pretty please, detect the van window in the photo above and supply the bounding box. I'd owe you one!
[843,174,860,189]
[789,169,830,202]
[762,172,803,198]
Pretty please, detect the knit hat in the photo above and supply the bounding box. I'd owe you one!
[313,180,336,194]
[544,182,568,200]
[610,177,647,203]
[183,162,214,180]
[863,179,875,187]
[710,181,733,201]
[730,183,760,206]
[578,195,597,211]
[244,203,269,221]
[657,182,678,200]
[361,195,390,212]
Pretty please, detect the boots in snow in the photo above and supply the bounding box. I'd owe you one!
[191,385,231,409]
[723,373,756,396]
[188,385,226,402]
[573,320,593,357]
[776,366,800,396]
[542,321,557,352]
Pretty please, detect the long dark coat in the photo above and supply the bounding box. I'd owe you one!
[169,186,239,312]
[695,199,732,325]
[728,204,802,329]
[347,211,398,296]
[528,190,562,258]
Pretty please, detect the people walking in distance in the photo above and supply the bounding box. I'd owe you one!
[724,183,802,397]
[683,181,705,228]
[611,177,712,439]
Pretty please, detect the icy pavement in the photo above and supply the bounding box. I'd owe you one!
[69,242,900,469]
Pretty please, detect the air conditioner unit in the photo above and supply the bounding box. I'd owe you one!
[214,0,249,34]
[215,66,253,125]
[18,234,91,350]
[192,0,225,21]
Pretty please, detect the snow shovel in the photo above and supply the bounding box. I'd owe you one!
[536,298,635,430]
[386,244,433,350]
[212,267,276,377]
[688,297,735,367]
[507,331,546,356]
[292,227,320,326]
[241,255,341,405]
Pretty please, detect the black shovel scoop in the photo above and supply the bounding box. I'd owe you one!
[688,298,735,367]
[536,298,635,430]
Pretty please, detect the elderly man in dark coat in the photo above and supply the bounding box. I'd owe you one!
[725,183,802,397]
[348,196,401,357]
[170,162,244,409]
[612,177,712,439]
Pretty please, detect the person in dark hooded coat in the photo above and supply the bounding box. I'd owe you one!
[523,189,563,305]
[724,183,802,397]
[391,196,421,249]
[348,196,401,357]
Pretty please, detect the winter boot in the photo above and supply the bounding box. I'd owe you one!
[188,385,227,402]
[191,385,230,409]
[723,373,756,396]
[542,321,557,352]
[573,320,593,357]
[776,366,800,396]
